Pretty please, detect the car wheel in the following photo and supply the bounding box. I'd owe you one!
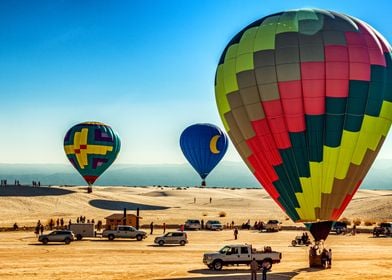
[158,240,164,246]
[76,234,82,241]
[180,240,186,246]
[136,235,143,241]
[42,238,48,245]
[64,238,71,244]
[261,259,272,270]
[213,260,223,270]
[291,240,297,247]
[336,229,342,235]
[108,234,115,241]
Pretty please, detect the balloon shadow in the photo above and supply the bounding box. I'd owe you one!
[89,199,170,211]
[0,186,75,197]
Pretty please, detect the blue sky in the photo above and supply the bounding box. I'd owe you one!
[1,0,392,164]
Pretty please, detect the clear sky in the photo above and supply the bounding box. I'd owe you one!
[1,0,392,164]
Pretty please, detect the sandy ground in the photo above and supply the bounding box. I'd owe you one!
[0,185,391,279]
[0,230,391,279]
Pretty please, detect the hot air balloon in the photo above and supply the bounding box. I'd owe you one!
[180,123,229,186]
[215,9,392,241]
[64,121,121,193]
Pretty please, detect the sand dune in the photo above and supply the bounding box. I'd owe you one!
[0,185,391,228]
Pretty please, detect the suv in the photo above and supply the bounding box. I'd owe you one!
[331,221,347,235]
[205,220,223,231]
[264,220,281,232]
[154,231,188,246]
[39,230,75,245]
[184,219,201,230]
[373,222,392,237]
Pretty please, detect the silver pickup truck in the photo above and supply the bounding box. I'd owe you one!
[203,244,282,270]
[102,225,147,241]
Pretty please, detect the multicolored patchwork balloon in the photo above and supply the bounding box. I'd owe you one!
[215,9,392,239]
[180,123,228,186]
[64,122,121,193]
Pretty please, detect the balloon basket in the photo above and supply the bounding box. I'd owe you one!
[87,186,92,193]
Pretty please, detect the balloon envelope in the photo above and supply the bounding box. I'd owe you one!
[215,9,392,225]
[64,121,121,186]
[180,123,228,184]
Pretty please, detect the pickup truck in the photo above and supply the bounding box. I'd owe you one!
[203,244,282,270]
[102,225,147,241]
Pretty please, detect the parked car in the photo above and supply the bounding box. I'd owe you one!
[205,220,223,231]
[373,222,392,237]
[102,225,147,241]
[38,230,75,245]
[203,244,281,270]
[184,219,201,230]
[154,231,188,246]
[330,221,347,235]
[264,220,281,232]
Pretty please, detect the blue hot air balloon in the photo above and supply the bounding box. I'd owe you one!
[180,123,229,186]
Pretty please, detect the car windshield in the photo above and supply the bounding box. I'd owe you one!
[219,246,231,254]
[209,221,220,224]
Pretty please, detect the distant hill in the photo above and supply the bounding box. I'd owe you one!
[0,159,391,189]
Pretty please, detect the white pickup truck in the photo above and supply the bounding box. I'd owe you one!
[102,225,147,241]
[203,244,282,270]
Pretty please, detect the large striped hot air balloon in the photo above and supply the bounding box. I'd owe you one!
[215,8,392,240]
[64,122,121,193]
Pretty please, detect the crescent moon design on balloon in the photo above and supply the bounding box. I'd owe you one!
[209,135,221,154]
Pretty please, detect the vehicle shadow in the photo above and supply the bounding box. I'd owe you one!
[157,270,300,279]
[88,239,144,242]
[28,243,70,246]
[147,244,184,247]
[89,199,170,210]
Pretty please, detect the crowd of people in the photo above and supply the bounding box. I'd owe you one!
[0,179,41,187]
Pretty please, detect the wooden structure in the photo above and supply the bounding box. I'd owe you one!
[105,213,141,229]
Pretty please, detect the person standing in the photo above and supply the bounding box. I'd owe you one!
[234,227,238,240]
[250,258,258,280]
[328,249,332,268]
[40,224,44,235]
[150,222,154,235]
[163,222,166,234]
[209,197,212,204]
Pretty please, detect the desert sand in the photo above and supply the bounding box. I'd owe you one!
[0,185,391,279]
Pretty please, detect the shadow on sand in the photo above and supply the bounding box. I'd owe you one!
[157,269,300,280]
[89,199,170,211]
[0,185,75,197]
